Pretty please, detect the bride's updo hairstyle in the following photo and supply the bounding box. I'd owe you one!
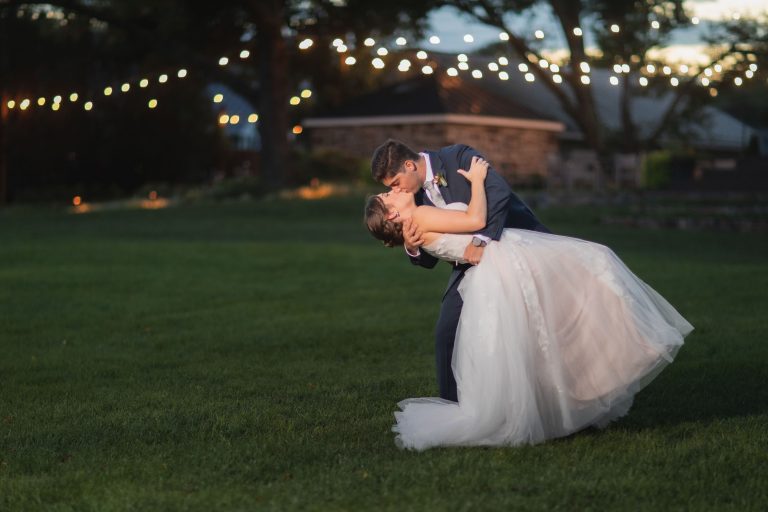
[364,195,404,247]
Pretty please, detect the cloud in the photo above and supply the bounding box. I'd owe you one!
[686,0,768,20]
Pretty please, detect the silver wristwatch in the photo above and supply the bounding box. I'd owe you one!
[472,236,487,247]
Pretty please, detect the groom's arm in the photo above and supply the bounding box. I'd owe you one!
[456,145,512,241]
[409,250,439,269]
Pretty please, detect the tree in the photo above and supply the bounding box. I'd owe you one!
[0,0,442,202]
[249,0,440,188]
[0,1,225,202]
[441,0,766,182]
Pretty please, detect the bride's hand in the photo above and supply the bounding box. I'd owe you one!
[457,156,489,184]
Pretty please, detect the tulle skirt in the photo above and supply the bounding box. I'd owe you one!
[393,229,693,450]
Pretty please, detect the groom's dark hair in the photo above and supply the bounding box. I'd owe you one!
[364,195,404,247]
[371,139,420,182]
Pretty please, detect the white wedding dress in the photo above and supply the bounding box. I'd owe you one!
[393,203,693,451]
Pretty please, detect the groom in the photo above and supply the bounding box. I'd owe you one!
[371,139,550,402]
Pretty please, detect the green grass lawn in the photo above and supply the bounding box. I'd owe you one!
[1,196,767,511]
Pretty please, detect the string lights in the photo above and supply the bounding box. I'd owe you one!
[288,15,760,92]
[6,5,765,210]
[4,49,275,119]
[5,13,763,125]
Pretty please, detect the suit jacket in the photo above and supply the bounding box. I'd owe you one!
[410,144,550,295]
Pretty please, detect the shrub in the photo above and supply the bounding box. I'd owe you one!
[203,175,264,201]
[641,151,673,189]
[291,148,371,185]
[641,151,697,190]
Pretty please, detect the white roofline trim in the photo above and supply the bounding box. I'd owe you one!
[303,114,565,132]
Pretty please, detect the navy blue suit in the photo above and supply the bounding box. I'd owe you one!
[411,144,550,402]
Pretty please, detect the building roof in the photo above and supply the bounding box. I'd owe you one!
[311,73,554,121]
[447,54,759,152]
[307,52,760,152]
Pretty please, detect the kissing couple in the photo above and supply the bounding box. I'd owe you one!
[364,139,693,451]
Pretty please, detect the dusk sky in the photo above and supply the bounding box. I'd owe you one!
[425,0,767,64]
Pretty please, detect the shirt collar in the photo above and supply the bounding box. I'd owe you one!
[420,152,434,185]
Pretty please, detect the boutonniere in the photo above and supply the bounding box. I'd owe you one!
[433,173,448,187]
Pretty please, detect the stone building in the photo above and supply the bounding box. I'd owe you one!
[303,74,564,185]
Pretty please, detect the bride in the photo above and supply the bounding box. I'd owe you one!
[365,157,693,451]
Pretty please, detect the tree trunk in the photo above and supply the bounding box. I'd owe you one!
[253,0,290,191]
[548,0,608,185]
[0,13,8,205]
[0,95,8,205]
[619,74,638,153]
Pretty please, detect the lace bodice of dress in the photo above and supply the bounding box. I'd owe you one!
[421,202,474,264]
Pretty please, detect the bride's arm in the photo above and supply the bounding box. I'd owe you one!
[412,157,488,234]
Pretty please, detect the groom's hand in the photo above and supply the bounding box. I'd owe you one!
[403,218,424,254]
[463,244,484,265]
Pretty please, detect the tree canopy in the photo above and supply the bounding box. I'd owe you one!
[1,0,765,202]
[441,0,767,176]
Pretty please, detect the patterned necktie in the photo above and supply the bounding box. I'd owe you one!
[423,180,447,208]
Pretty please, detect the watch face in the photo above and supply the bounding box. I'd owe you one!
[472,238,481,246]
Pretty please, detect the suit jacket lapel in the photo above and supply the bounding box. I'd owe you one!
[426,151,452,204]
